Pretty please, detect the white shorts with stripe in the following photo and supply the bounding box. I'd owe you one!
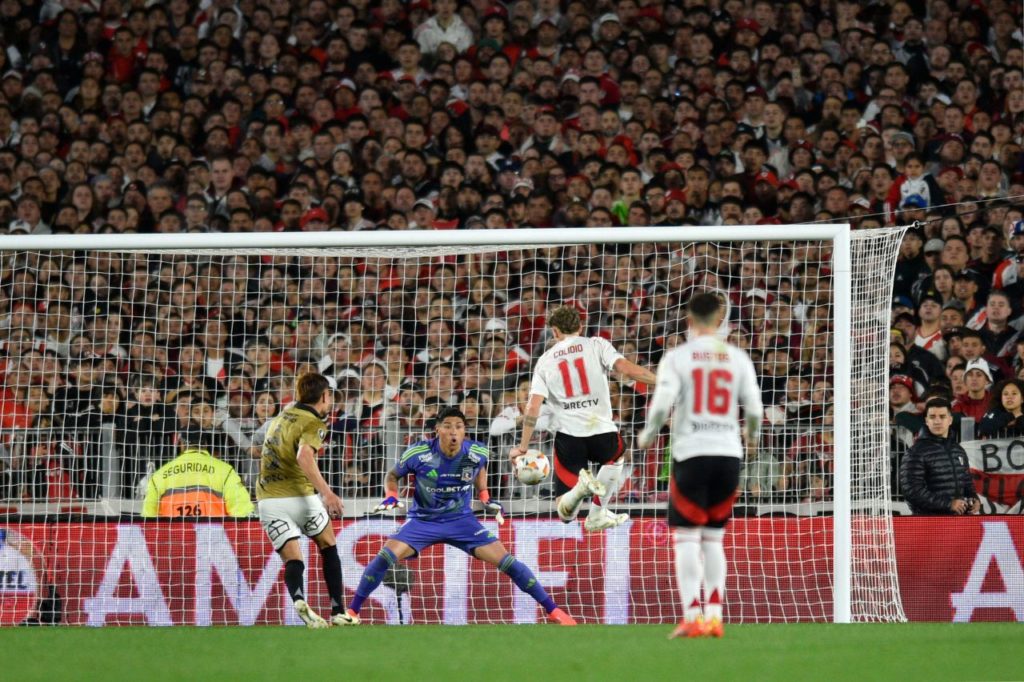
[257,495,330,550]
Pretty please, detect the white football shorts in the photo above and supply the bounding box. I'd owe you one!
[257,495,330,550]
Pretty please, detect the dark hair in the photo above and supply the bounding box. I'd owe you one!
[296,372,331,404]
[923,397,952,415]
[988,379,1024,413]
[435,406,466,425]
[689,292,721,323]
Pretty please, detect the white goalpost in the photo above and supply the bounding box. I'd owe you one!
[0,225,905,625]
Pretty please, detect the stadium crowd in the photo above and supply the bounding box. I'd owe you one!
[0,0,1023,508]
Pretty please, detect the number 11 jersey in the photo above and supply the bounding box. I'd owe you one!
[529,335,623,437]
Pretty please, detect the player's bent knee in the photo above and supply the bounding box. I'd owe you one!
[277,537,302,560]
[383,539,414,561]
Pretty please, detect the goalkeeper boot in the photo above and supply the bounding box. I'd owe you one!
[583,508,630,532]
[294,600,329,629]
[548,608,577,626]
[331,609,360,626]
[668,617,706,639]
[704,618,724,638]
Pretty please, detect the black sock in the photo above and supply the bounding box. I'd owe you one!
[284,560,305,603]
[320,544,344,615]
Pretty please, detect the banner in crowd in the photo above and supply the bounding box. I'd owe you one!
[962,438,1024,512]
[0,518,1020,625]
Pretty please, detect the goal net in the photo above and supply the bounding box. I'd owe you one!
[0,226,905,625]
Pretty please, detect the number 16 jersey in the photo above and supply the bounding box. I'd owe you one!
[530,335,623,437]
[651,335,762,461]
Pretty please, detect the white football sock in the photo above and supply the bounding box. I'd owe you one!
[674,527,703,622]
[591,460,624,514]
[557,472,590,521]
[702,527,726,622]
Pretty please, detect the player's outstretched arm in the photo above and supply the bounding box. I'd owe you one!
[613,357,658,386]
[637,360,681,448]
[475,466,504,525]
[738,353,764,444]
[296,444,344,518]
[374,469,405,511]
[510,393,545,462]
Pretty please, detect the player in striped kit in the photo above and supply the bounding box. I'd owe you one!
[638,293,763,638]
[511,306,657,531]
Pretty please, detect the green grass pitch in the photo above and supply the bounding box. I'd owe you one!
[1,623,1017,681]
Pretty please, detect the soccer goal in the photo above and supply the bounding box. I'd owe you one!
[0,225,905,625]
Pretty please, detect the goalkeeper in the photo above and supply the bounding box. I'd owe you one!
[347,406,576,625]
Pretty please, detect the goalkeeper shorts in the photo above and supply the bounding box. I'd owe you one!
[257,495,330,550]
[668,456,741,529]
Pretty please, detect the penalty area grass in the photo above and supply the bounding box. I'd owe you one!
[0,622,1017,682]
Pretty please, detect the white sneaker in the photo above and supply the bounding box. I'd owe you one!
[557,469,607,522]
[577,468,607,497]
[331,609,360,626]
[584,509,630,532]
[294,600,329,629]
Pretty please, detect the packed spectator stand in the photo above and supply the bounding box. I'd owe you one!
[0,0,1022,510]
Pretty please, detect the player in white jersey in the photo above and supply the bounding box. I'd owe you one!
[637,292,763,639]
[511,305,657,531]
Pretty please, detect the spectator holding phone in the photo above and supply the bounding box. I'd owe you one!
[899,397,980,515]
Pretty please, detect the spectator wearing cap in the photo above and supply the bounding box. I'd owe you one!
[921,237,945,272]
[892,312,944,382]
[914,292,946,361]
[940,300,967,334]
[889,372,920,424]
[953,358,993,423]
[992,220,1024,300]
[979,379,1024,438]
[952,268,983,320]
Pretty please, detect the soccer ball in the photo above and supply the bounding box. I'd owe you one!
[515,450,551,485]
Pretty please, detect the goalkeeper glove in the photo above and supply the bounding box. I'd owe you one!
[374,495,405,512]
[479,491,505,525]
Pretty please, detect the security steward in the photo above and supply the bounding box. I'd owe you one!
[142,423,255,518]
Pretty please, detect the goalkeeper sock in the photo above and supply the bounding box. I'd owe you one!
[591,460,624,512]
[349,547,397,614]
[674,527,703,622]
[284,560,305,603]
[320,544,344,615]
[499,554,557,614]
[702,527,726,622]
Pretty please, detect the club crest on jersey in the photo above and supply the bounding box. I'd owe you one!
[318,429,327,441]
[0,528,41,626]
[461,467,474,482]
